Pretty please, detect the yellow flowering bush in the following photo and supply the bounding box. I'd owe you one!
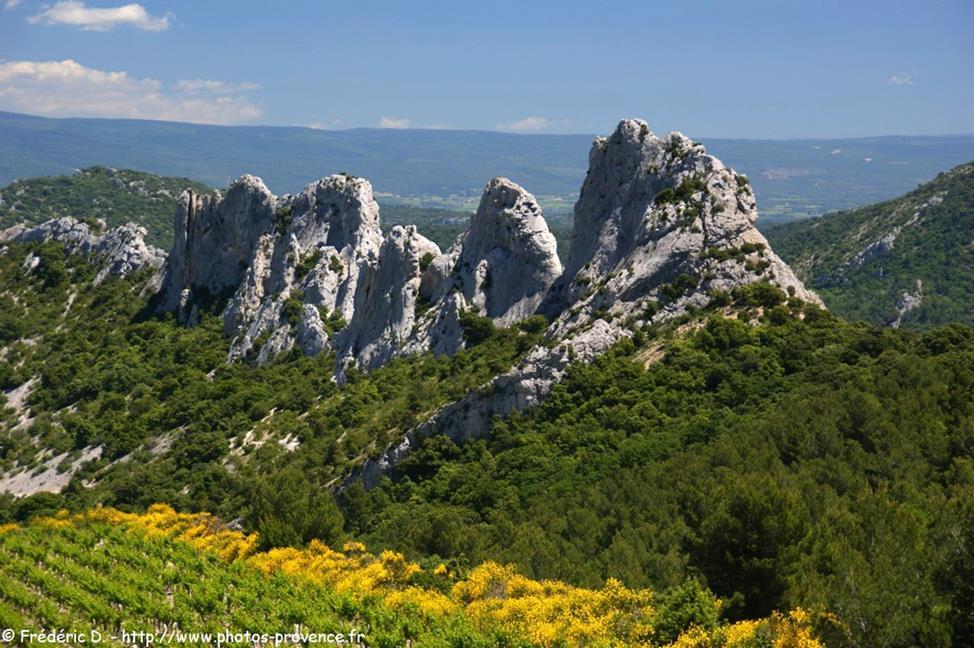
[29,505,824,647]
[671,607,825,648]
[453,562,656,645]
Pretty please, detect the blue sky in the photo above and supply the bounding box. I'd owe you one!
[0,0,971,138]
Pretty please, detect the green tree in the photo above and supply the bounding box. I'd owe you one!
[249,467,344,549]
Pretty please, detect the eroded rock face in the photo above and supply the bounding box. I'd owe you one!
[158,175,276,323]
[221,174,384,361]
[543,118,818,335]
[335,224,440,371]
[431,178,563,325]
[0,217,165,284]
[374,177,564,371]
[154,170,565,372]
[354,119,821,486]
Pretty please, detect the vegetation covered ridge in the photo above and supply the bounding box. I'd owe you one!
[0,504,825,647]
[0,166,211,250]
[767,161,974,328]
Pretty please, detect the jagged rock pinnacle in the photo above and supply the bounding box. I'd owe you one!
[151,118,817,384]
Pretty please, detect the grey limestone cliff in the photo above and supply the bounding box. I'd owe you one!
[154,172,563,373]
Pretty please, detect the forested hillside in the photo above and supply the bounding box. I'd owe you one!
[2,237,973,645]
[768,162,974,328]
[0,167,210,250]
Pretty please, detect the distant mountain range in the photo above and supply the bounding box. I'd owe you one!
[768,161,974,328]
[3,110,974,227]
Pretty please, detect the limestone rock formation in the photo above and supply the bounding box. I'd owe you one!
[334,224,440,371]
[157,174,277,323]
[427,177,563,325]
[154,172,385,359]
[542,118,818,335]
[143,117,818,483]
[220,173,384,362]
[375,177,564,368]
[354,118,821,485]
[0,217,165,284]
[154,171,564,372]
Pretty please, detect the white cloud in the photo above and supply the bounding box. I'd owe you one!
[3,0,23,11]
[378,116,410,129]
[0,59,263,125]
[307,119,343,130]
[172,79,260,94]
[888,73,914,86]
[28,1,171,31]
[494,116,551,133]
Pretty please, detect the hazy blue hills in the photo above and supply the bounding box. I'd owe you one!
[3,110,974,226]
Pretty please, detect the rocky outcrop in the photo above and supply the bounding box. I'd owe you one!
[157,175,277,324]
[542,119,818,334]
[154,172,385,358]
[426,178,562,325]
[0,217,165,284]
[378,177,563,367]
[221,173,384,361]
[154,171,564,372]
[334,224,440,371]
[891,279,923,328]
[146,117,818,485]
[354,119,821,486]
[849,230,899,269]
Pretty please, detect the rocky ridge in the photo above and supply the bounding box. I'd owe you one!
[155,173,565,374]
[0,216,166,284]
[156,121,815,381]
[355,119,820,485]
[149,119,818,483]
[2,118,819,486]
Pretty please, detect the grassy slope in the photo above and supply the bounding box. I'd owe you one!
[767,162,974,327]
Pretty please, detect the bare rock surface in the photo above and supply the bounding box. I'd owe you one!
[0,217,165,284]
